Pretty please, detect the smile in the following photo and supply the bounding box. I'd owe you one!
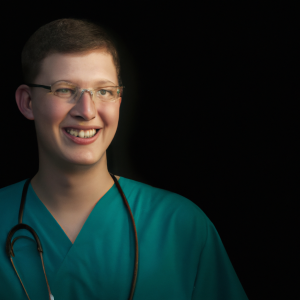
[63,128,101,145]
[66,128,98,138]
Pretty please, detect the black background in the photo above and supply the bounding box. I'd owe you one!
[0,2,297,299]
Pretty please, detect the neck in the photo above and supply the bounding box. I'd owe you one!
[31,151,115,214]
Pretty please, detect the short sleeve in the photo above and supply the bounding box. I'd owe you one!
[192,218,249,300]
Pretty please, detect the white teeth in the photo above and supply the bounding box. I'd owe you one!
[66,129,97,138]
[79,130,85,138]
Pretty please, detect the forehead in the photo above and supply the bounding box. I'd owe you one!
[37,50,118,85]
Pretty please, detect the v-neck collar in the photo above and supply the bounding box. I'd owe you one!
[21,177,122,277]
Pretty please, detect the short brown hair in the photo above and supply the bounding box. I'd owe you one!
[22,18,122,85]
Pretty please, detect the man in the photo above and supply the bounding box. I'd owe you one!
[0,18,249,299]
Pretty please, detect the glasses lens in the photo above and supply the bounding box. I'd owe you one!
[95,86,122,102]
[52,81,77,99]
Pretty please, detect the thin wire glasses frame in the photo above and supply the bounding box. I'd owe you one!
[25,81,125,103]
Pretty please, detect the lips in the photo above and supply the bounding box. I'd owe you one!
[62,128,101,145]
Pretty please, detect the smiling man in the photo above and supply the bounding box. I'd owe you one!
[18,50,122,245]
[0,19,249,300]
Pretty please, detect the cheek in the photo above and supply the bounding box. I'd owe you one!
[33,100,66,129]
[98,104,120,127]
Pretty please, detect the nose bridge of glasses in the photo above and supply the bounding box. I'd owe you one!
[77,88,94,102]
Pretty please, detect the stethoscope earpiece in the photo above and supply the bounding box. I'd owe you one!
[6,223,43,258]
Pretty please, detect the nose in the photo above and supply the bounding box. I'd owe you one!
[71,89,96,121]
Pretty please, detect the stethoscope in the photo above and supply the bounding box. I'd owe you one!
[6,173,139,300]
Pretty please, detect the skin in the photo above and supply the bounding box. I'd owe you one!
[15,50,121,243]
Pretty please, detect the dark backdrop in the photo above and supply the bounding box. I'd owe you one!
[0,3,296,299]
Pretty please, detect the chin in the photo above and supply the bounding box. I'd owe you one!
[63,150,105,166]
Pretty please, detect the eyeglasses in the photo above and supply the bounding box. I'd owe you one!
[25,80,125,103]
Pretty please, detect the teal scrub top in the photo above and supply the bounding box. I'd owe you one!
[0,176,249,300]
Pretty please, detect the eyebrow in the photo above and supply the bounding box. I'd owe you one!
[60,79,117,86]
[94,80,117,86]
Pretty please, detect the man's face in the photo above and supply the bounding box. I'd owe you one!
[28,50,121,170]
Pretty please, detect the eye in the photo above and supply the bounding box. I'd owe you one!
[97,88,114,96]
[98,89,107,96]
[57,89,71,93]
[54,88,76,98]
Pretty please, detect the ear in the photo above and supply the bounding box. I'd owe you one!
[15,85,35,120]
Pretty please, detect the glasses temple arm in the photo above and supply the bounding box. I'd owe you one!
[25,84,51,91]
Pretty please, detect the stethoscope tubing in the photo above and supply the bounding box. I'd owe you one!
[6,174,139,300]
